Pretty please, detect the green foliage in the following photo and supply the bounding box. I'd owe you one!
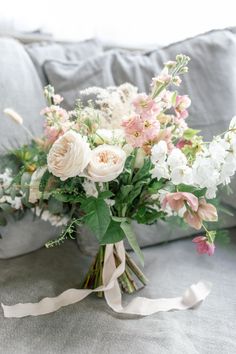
[120,221,144,266]
[133,206,165,225]
[81,196,111,242]
[48,197,64,214]
[183,128,201,140]
[177,184,207,198]
[45,218,79,248]
[100,220,125,244]
[0,213,7,226]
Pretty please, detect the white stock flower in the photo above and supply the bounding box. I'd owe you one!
[29,166,47,203]
[209,139,229,168]
[229,116,236,130]
[167,148,187,169]
[171,165,193,185]
[87,144,126,182]
[0,168,13,189]
[151,162,170,180]
[47,130,91,181]
[151,141,168,164]
[192,156,219,189]
[95,128,125,145]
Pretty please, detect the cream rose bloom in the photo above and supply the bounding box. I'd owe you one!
[87,144,126,182]
[47,130,91,181]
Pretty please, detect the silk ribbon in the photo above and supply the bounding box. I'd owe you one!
[1,241,212,318]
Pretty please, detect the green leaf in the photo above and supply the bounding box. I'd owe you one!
[148,179,165,194]
[177,184,206,197]
[132,158,152,184]
[52,192,83,203]
[183,128,201,140]
[0,214,7,226]
[48,197,64,214]
[0,203,13,213]
[100,220,125,244]
[81,197,111,241]
[98,191,114,199]
[39,170,51,193]
[134,206,164,224]
[120,221,144,266]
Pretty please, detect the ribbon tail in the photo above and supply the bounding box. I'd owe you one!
[1,241,212,318]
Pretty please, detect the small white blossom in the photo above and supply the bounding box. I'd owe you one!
[151,141,168,164]
[171,165,193,185]
[151,162,170,180]
[167,148,187,169]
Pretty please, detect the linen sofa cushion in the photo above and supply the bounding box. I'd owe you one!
[25,38,103,85]
[0,37,45,154]
[0,211,62,259]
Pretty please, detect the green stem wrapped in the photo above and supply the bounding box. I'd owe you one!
[81,245,148,296]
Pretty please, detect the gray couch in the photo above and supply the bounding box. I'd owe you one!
[0,29,236,353]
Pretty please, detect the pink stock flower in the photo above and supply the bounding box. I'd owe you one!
[174,95,191,119]
[192,236,215,256]
[121,114,145,147]
[122,113,160,148]
[44,126,65,145]
[162,192,199,212]
[133,94,160,117]
[53,94,64,105]
[184,199,218,230]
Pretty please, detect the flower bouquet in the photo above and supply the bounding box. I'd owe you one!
[1,54,236,317]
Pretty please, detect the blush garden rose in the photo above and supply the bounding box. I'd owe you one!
[87,144,126,182]
[47,130,91,181]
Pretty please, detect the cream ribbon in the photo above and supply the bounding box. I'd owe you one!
[1,241,212,318]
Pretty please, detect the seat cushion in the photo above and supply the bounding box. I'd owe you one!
[25,38,103,85]
[0,37,45,154]
[0,232,235,353]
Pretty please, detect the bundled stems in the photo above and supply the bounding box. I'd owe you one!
[81,245,148,297]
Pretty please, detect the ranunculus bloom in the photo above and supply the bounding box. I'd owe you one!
[162,192,199,212]
[47,130,91,181]
[192,236,215,256]
[87,144,126,182]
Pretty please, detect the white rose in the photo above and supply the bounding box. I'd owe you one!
[87,144,126,182]
[47,130,91,181]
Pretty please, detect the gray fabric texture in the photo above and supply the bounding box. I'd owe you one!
[0,232,235,354]
[0,37,45,154]
[25,38,103,86]
[44,28,236,140]
[0,211,61,259]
